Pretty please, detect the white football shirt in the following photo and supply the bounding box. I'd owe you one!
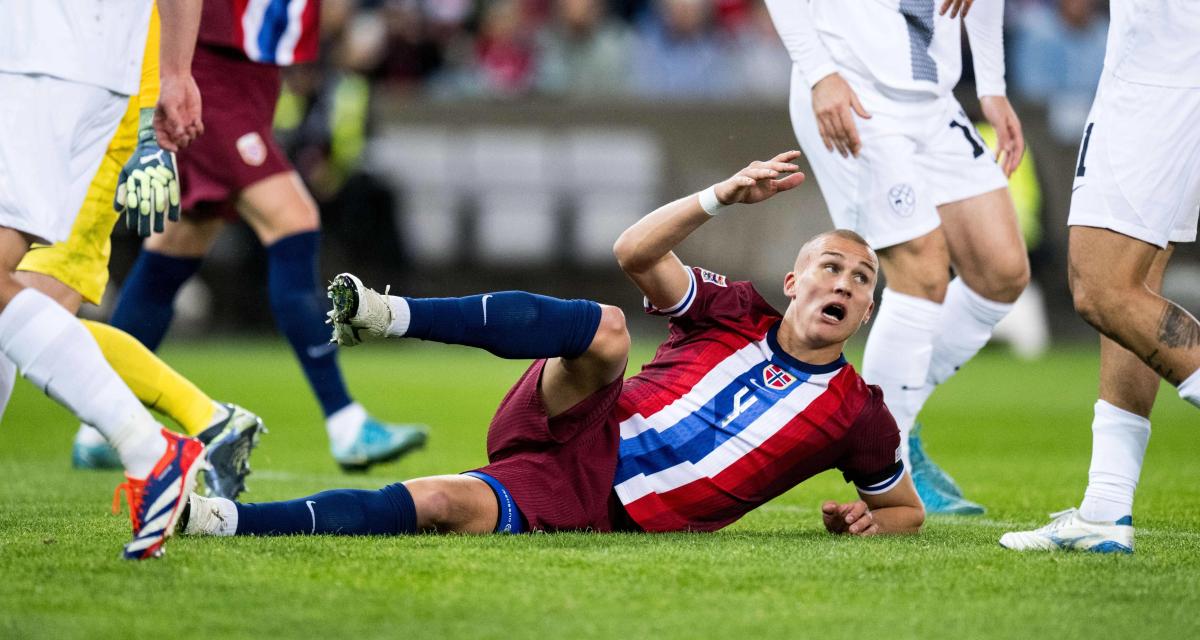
[767,0,1006,98]
[1105,0,1200,88]
[0,0,153,96]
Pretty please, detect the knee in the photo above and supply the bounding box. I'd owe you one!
[973,253,1030,303]
[879,236,951,302]
[1069,265,1120,331]
[413,486,455,529]
[587,305,630,365]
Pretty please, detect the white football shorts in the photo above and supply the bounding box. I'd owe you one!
[789,67,1009,250]
[0,72,126,244]
[1067,71,1200,248]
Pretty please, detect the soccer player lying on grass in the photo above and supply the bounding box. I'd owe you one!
[178,151,925,539]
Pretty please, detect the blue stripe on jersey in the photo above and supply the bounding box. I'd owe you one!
[614,360,813,484]
[256,0,291,64]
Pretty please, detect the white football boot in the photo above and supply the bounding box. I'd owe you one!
[999,508,1133,554]
[180,493,239,536]
[326,273,393,347]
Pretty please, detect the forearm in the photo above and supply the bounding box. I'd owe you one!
[964,0,1006,97]
[156,0,202,80]
[868,505,925,534]
[613,192,713,275]
[763,0,838,88]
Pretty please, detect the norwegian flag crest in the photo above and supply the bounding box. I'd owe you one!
[763,364,796,390]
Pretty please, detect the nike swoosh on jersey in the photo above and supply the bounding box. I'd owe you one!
[482,294,493,325]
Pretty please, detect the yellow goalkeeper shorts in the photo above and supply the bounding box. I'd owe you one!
[17,95,138,305]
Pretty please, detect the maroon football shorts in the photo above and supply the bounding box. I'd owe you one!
[179,44,292,221]
[470,359,640,532]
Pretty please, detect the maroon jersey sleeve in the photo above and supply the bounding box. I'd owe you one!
[644,266,780,340]
[836,383,904,495]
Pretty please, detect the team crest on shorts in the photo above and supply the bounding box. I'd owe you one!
[763,364,796,390]
[887,183,916,217]
[236,132,267,167]
[699,269,727,287]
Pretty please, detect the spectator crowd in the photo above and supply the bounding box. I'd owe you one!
[311,0,1108,109]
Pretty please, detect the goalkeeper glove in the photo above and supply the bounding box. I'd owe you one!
[114,108,181,237]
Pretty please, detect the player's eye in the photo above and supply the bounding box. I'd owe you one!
[854,273,868,284]
[824,263,838,273]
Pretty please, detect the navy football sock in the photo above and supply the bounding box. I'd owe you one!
[109,250,203,350]
[403,292,601,359]
[235,483,418,536]
[267,231,353,416]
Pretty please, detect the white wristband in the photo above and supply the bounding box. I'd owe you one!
[698,185,728,216]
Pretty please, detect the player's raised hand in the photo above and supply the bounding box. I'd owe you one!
[811,73,871,158]
[822,500,880,536]
[980,95,1025,177]
[155,72,204,152]
[115,108,183,237]
[713,150,806,205]
[939,0,973,18]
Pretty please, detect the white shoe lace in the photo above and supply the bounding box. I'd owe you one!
[1033,508,1079,534]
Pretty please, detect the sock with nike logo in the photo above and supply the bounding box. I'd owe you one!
[399,291,601,359]
[267,231,352,417]
[235,482,417,536]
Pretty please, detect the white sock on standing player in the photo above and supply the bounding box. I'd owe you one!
[0,289,165,477]
[1079,400,1150,522]
[909,278,1013,411]
[861,288,942,468]
[326,401,367,451]
[1177,367,1200,409]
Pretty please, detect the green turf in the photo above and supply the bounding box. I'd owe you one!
[2,340,1198,639]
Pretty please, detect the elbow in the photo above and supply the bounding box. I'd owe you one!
[911,504,926,533]
[612,232,647,274]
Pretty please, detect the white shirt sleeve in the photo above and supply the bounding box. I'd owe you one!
[964,0,1007,97]
[764,0,839,89]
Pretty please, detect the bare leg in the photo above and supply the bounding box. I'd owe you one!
[540,305,630,417]
[405,475,501,533]
[938,187,1030,304]
[1099,246,1172,417]
[1069,226,1200,385]
[13,271,83,313]
[875,227,952,303]
[144,213,225,257]
[236,172,320,244]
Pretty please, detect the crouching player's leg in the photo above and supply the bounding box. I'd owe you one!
[186,283,632,537]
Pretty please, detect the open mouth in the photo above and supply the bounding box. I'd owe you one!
[821,303,846,322]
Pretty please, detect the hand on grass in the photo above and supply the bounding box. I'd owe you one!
[822,500,880,536]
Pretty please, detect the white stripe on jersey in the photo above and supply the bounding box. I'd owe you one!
[242,0,272,62]
[614,368,841,505]
[274,0,309,66]
[618,337,770,439]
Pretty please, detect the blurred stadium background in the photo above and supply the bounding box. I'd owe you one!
[93,0,1200,347]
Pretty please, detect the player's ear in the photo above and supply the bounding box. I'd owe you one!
[783,272,797,298]
[861,300,874,326]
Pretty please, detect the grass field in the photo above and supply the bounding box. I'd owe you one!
[2,339,1198,639]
